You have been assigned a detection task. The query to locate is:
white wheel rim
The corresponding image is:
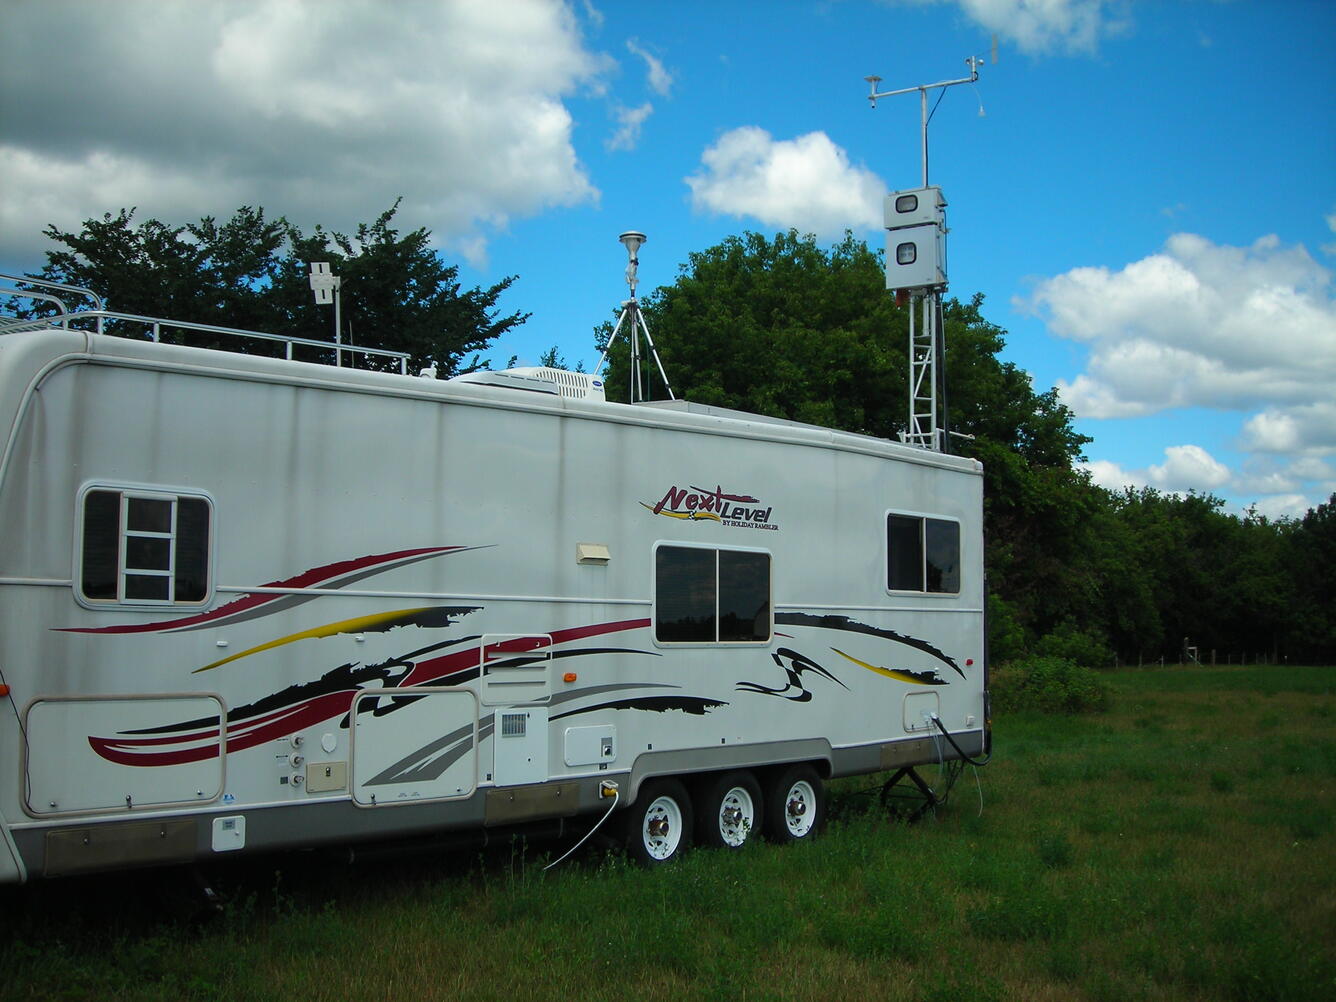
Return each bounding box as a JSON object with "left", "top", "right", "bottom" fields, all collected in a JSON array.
[
  {"left": 641, "top": 795, "right": 683, "bottom": 860},
  {"left": 783, "top": 780, "right": 817, "bottom": 837},
  {"left": 716, "top": 786, "right": 756, "bottom": 847}
]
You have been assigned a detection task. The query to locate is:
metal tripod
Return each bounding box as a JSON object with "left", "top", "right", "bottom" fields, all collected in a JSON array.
[{"left": 594, "top": 230, "right": 675, "bottom": 403}]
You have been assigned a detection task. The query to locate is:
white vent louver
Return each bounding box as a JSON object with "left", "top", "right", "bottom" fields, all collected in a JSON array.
[
  {"left": 506, "top": 367, "right": 606, "bottom": 401},
  {"left": 448, "top": 367, "right": 605, "bottom": 401}
]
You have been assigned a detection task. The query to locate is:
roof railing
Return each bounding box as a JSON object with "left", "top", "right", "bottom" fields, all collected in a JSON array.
[
  {"left": 0, "top": 273, "right": 107, "bottom": 333},
  {"left": 0, "top": 308, "right": 412, "bottom": 375}
]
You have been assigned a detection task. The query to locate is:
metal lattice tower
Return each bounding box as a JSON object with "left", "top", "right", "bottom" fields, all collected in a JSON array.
[{"left": 866, "top": 55, "right": 987, "bottom": 451}]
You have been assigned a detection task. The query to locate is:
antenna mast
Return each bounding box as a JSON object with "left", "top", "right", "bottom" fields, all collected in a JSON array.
[
  {"left": 865, "top": 53, "right": 987, "bottom": 452},
  {"left": 864, "top": 56, "right": 984, "bottom": 190},
  {"left": 594, "top": 231, "right": 675, "bottom": 403}
]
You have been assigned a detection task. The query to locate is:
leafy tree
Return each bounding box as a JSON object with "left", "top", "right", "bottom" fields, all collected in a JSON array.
[
  {"left": 597, "top": 231, "right": 905, "bottom": 434},
  {"left": 20, "top": 206, "right": 286, "bottom": 333},
  {"left": 1284, "top": 493, "right": 1336, "bottom": 663},
  {"left": 536, "top": 344, "right": 585, "bottom": 372},
  {"left": 14, "top": 201, "right": 527, "bottom": 377},
  {"left": 272, "top": 203, "right": 529, "bottom": 375}
]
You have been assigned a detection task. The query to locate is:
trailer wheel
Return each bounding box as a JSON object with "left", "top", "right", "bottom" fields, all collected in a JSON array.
[
  {"left": 695, "top": 771, "right": 762, "bottom": 850},
  {"left": 623, "top": 778, "right": 693, "bottom": 866},
  {"left": 764, "top": 764, "right": 825, "bottom": 843}
]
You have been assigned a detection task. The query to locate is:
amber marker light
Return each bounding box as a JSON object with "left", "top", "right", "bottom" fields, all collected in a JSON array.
[
  {"left": 0, "top": 684, "right": 10, "bottom": 697},
  {"left": 563, "top": 672, "right": 578, "bottom": 683}
]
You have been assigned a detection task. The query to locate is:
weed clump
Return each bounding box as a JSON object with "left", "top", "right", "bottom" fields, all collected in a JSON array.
[{"left": 991, "top": 656, "right": 1111, "bottom": 714}]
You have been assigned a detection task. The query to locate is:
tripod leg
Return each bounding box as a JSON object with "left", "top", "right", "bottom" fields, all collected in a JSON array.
[
  {"left": 594, "top": 307, "right": 632, "bottom": 379},
  {"left": 636, "top": 310, "right": 676, "bottom": 401}
]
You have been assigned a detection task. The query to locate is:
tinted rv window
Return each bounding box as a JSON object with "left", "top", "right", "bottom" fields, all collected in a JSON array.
[
  {"left": 655, "top": 546, "right": 717, "bottom": 642},
  {"left": 80, "top": 490, "right": 121, "bottom": 600},
  {"left": 925, "top": 519, "right": 960, "bottom": 593},
  {"left": 887, "top": 514, "right": 960, "bottom": 594},
  {"left": 655, "top": 545, "right": 771, "bottom": 644},
  {"left": 80, "top": 488, "right": 212, "bottom": 605},
  {"left": 886, "top": 515, "right": 922, "bottom": 591},
  {"left": 719, "top": 550, "right": 771, "bottom": 642}
]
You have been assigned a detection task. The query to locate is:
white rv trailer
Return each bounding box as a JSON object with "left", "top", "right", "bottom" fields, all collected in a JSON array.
[{"left": 0, "top": 308, "right": 987, "bottom": 883}]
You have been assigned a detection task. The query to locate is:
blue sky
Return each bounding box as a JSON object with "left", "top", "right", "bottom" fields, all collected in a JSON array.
[{"left": 2, "top": 0, "right": 1333, "bottom": 517}]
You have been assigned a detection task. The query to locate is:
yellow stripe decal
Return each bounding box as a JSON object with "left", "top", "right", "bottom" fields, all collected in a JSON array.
[
  {"left": 192, "top": 607, "right": 437, "bottom": 673},
  {"left": 638, "top": 502, "right": 722, "bottom": 522},
  {"left": 831, "top": 647, "right": 939, "bottom": 686}
]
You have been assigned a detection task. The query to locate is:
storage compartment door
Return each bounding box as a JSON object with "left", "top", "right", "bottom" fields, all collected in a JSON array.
[
  {"left": 350, "top": 688, "right": 478, "bottom": 806},
  {"left": 25, "top": 695, "right": 225, "bottom": 816}
]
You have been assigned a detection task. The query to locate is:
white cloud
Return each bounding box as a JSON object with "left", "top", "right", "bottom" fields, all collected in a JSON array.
[
  {"left": 0, "top": 0, "right": 606, "bottom": 268},
  {"left": 627, "top": 38, "right": 673, "bottom": 96},
  {"left": 1084, "top": 444, "right": 1229, "bottom": 495},
  {"left": 1022, "top": 231, "right": 1336, "bottom": 422},
  {"left": 1030, "top": 228, "right": 1336, "bottom": 514},
  {"left": 1232, "top": 470, "right": 1300, "bottom": 496},
  {"left": 580, "top": 0, "right": 605, "bottom": 31},
  {"left": 1079, "top": 458, "right": 1144, "bottom": 492},
  {"left": 1147, "top": 445, "right": 1230, "bottom": 492},
  {"left": 1234, "top": 455, "right": 1336, "bottom": 500},
  {"left": 1082, "top": 446, "right": 1334, "bottom": 518},
  {"left": 1239, "top": 402, "right": 1336, "bottom": 457},
  {"left": 1247, "top": 494, "right": 1313, "bottom": 521},
  {"left": 1289, "top": 457, "right": 1336, "bottom": 482},
  {"left": 1323, "top": 206, "right": 1336, "bottom": 256},
  {"left": 607, "top": 103, "right": 655, "bottom": 152},
  {"left": 892, "top": 0, "right": 1126, "bottom": 54},
  {"left": 686, "top": 127, "right": 884, "bottom": 238}
]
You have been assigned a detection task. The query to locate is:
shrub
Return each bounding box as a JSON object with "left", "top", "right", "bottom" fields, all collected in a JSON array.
[
  {"left": 1035, "top": 621, "right": 1115, "bottom": 669},
  {"left": 991, "top": 655, "right": 1110, "bottom": 714},
  {"left": 987, "top": 592, "right": 1029, "bottom": 664}
]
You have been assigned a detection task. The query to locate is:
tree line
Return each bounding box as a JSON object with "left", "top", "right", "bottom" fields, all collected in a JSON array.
[
  {"left": 10, "top": 208, "right": 1333, "bottom": 665},
  {"left": 8, "top": 202, "right": 527, "bottom": 377}
]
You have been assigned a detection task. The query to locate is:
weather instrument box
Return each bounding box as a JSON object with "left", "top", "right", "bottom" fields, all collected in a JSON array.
[
  {"left": 884, "top": 186, "right": 947, "bottom": 293},
  {"left": 885, "top": 221, "right": 946, "bottom": 292},
  {"left": 884, "top": 186, "right": 945, "bottom": 229}
]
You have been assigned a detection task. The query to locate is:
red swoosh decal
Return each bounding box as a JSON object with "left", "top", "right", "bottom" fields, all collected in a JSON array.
[
  {"left": 59, "top": 546, "right": 470, "bottom": 635},
  {"left": 87, "top": 618, "right": 652, "bottom": 766}
]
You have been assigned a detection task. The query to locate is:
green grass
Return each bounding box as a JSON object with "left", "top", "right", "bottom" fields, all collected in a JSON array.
[{"left": 2, "top": 665, "right": 1334, "bottom": 1001}]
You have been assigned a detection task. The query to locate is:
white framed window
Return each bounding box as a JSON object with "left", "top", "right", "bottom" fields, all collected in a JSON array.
[
  {"left": 654, "top": 544, "right": 771, "bottom": 645},
  {"left": 887, "top": 513, "right": 960, "bottom": 594},
  {"left": 78, "top": 487, "right": 213, "bottom": 605}
]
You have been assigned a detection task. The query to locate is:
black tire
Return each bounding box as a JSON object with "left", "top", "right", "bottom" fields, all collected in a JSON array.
[
  {"left": 622, "top": 778, "right": 693, "bottom": 866},
  {"left": 694, "top": 770, "right": 763, "bottom": 850},
  {"left": 763, "top": 764, "right": 825, "bottom": 843}
]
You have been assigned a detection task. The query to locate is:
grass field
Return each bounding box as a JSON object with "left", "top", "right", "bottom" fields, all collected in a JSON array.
[{"left": 2, "top": 665, "right": 1333, "bottom": 1001}]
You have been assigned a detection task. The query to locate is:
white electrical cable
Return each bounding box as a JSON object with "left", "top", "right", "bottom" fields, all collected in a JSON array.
[{"left": 542, "top": 789, "right": 620, "bottom": 871}]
